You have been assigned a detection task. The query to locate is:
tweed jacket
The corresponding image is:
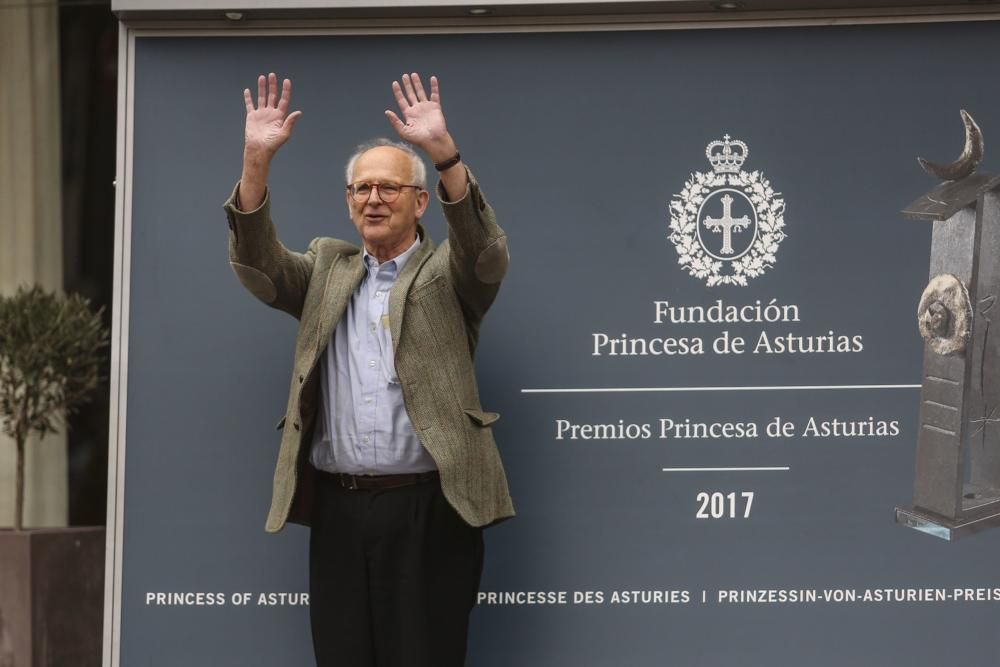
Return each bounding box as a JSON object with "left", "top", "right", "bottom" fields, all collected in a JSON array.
[{"left": 223, "top": 168, "right": 514, "bottom": 533}]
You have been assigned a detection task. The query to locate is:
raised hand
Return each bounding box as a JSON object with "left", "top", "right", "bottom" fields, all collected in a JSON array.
[
  {"left": 237, "top": 73, "right": 301, "bottom": 210},
  {"left": 385, "top": 73, "right": 456, "bottom": 163},
  {"left": 244, "top": 73, "right": 302, "bottom": 157}
]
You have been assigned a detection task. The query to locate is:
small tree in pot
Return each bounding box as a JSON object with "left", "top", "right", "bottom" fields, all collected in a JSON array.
[{"left": 0, "top": 285, "right": 108, "bottom": 530}]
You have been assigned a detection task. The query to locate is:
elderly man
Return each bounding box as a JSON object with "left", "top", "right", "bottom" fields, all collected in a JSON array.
[{"left": 223, "top": 72, "right": 514, "bottom": 667}]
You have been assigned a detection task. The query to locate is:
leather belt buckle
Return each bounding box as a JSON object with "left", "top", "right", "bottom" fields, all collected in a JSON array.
[{"left": 328, "top": 470, "right": 438, "bottom": 491}]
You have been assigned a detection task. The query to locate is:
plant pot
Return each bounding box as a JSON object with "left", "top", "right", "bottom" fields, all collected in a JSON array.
[{"left": 0, "top": 527, "right": 104, "bottom": 667}]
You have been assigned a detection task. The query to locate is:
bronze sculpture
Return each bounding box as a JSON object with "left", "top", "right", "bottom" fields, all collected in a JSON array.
[{"left": 896, "top": 110, "right": 1000, "bottom": 539}]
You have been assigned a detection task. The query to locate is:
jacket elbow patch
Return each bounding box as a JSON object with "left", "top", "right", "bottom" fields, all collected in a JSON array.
[
  {"left": 231, "top": 261, "right": 278, "bottom": 304},
  {"left": 475, "top": 236, "right": 509, "bottom": 284}
]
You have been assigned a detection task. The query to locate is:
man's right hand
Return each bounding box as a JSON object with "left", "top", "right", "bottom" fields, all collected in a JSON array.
[
  {"left": 244, "top": 73, "right": 302, "bottom": 156},
  {"left": 238, "top": 72, "right": 301, "bottom": 211}
]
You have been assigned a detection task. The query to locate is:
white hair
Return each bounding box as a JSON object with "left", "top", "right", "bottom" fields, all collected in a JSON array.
[{"left": 344, "top": 138, "right": 427, "bottom": 189}]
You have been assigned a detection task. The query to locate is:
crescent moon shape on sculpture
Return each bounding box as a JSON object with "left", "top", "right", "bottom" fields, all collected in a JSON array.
[{"left": 917, "top": 109, "right": 984, "bottom": 181}]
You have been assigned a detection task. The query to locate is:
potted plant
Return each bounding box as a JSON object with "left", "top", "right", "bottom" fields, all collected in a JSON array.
[{"left": 0, "top": 285, "right": 109, "bottom": 667}]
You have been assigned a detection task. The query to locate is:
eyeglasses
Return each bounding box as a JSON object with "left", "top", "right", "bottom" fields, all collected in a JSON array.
[{"left": 347, "top": 181, "right": 422, "bottom": 203}]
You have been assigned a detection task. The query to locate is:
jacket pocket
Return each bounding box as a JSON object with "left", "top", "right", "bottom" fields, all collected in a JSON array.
[
  {"left": 408, "top": 275, "right": 445, "bottom": 302},
  {"left": 463, "top": 408, "right": 500, "bottom": 427}
]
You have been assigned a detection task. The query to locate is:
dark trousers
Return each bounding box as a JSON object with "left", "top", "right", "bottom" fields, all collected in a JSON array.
[{"left": 309, "top": 472, "right": 484, "bottom": 667}]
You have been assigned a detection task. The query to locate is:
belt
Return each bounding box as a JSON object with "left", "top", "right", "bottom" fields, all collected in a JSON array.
[{"left": 320, "top": 469, "right": 439, "bottom": 491}]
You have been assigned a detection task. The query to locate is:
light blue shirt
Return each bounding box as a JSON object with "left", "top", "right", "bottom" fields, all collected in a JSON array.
[{"left": 309, "top": 235, "right": 437, "bottom": 474}]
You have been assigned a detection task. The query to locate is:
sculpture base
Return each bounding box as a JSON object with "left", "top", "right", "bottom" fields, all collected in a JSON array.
[{"left": 895, "top": 505, "right": 1000, "bottom": 541}]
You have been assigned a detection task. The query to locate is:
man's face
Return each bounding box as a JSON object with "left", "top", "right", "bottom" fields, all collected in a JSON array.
[{"left": 346, "top": 146, "right": 429, "bottom": 252}]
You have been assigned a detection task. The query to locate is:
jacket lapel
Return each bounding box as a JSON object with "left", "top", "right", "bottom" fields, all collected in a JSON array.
[
  {"left": 389, "top": 224, "right": 435, "bottom": 354},
  {"left": 312, "top": 251, "right": 365, "bottom": 366}
]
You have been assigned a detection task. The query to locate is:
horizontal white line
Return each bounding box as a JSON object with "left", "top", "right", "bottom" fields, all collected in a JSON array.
[
  {"left": 522, "top": 384, "right": 921, "bottom": 394},
  {"left": 662, "top": 466, "right": 791, "bottom": 472}
]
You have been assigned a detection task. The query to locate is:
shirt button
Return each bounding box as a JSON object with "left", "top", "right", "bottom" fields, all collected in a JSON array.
[
  {"left": 365, "top": 397, "right": 373, "bottom": 404},
  {"left": 368, "top": 360, "right": 376, "bottom": 368},
  {"left": 369, "top": 322, "right": 376, "bottom": 332},
  {"left": 362, "top": 436, "right": 370, "bottom": 444}
]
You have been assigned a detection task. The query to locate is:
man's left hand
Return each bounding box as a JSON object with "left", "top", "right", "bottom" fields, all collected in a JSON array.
[{"left": 385, "top": 73, "right": 458, "bottom": 164}]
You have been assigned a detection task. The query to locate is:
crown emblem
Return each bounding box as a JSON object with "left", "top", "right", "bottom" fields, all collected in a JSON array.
[
  {"left": 669, "top": 132, "right": 786, "bottom": 287},
  {"left": 706, "top": 135, "right": 749, "bottom": 173}
]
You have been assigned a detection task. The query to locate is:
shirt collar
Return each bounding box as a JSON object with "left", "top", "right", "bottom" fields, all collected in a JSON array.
[{"left": 363, "top": 234, "right": 422, "bottom": 275}]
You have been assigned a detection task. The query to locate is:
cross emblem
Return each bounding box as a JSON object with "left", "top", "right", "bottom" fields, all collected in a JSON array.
[{"left": 703, "top": 194, "right": 751, "bottom": 255}]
